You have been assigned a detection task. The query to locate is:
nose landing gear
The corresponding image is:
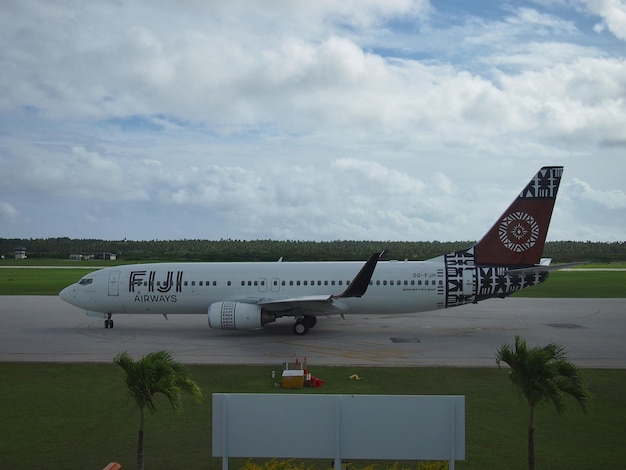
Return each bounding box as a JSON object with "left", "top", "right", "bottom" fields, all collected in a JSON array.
[{"left": 104, "top": 313, "right": 114, "bottom": 329}]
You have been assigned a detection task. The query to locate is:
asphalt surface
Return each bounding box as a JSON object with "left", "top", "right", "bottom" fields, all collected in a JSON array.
[{"left": 1, "top": 296, "right": 624, "bottom": 368}]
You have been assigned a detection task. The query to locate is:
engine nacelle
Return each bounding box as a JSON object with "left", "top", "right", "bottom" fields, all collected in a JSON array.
[{"left": 208, "top": 301, "right": 276, "bottom": 330}]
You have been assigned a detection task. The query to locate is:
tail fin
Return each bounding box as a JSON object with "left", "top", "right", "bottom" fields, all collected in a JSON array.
[{"left": 473, "top": 166, "right": 563, "bottom": 266}]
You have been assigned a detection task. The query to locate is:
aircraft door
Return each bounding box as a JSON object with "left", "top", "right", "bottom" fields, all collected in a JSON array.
[
  {"left": 258, "top": 278, "right": 267, "bottom": 293},
  {"left": 108, "top": 270, "right": 121, "bottom": 296},
  {"left": 271, "top": 278, "right": 280, "bottom": 292}
]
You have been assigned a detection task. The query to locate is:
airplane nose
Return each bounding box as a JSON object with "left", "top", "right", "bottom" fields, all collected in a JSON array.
[{"left": 59, "top": 285, "right": 75, "bottom": 304}]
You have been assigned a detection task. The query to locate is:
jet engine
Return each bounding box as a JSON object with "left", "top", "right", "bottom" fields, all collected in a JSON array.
[{"left": 208, "top": 301, "right": 276, "bottom": 330}]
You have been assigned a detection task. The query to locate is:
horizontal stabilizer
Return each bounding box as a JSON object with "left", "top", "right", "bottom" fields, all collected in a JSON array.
[{"left": 505, "top": 261, "right": 587, "bottom": 276}]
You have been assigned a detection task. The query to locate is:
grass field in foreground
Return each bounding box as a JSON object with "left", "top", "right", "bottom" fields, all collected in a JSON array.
[
  {"left": 0, "top": 268, "right": 94, "bottom": 295},
  {"left": 1, "top": 266, "right": 625, "bottom": 297},
  {"left": 1, "top": 363, "right": 624, "bottom": 470}
]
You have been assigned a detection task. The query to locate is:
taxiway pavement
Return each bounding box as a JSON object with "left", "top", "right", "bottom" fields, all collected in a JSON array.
[{"left": 0, "top": 296, "right": 624, "bottom": 367}]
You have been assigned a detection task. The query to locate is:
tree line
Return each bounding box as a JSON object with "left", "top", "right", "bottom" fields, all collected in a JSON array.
[{"left": 1, "top": 238, "right": 625, "bottom": 263}]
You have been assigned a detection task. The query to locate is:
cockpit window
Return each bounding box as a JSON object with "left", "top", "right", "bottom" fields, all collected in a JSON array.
[{"left": 79, "top": 278, "right": 93, "bottom": 286}]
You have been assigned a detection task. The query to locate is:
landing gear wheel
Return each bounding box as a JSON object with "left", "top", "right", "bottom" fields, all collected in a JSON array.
[
  {"left": 104, "top": 314, "right": 114, "bottom": 329},
  {"left": 292, "top": 320, "right": 309, "bottom": 335},
  {"left": 303, "top": 315, "right": 317, "bottom": 328}
]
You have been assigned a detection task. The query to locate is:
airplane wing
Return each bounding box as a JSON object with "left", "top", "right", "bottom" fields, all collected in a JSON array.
[{"left": 235, "top": 250, "right": 386, "bottom": 314}]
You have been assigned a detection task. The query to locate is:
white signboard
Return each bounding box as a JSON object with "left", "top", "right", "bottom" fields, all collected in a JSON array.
[{"left": 213, "top": 394, "right": 464, "bottom": 469}]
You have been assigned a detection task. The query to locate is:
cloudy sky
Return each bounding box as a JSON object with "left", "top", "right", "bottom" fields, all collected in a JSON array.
[{"left": 1, "top": 0, "right": 625, "bottom": 243}]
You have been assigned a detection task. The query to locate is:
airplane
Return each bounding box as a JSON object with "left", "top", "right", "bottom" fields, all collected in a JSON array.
[{"left": 60, "top": 166, "right": 564, "bottom": 335}]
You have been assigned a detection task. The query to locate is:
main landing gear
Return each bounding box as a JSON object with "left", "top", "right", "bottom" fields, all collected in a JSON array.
[
  {"left": 292, "top": 315, "right": 317, "bottom": 335},
  {"left": 104, "top": 313, "right": 114, "bottom": 329}
]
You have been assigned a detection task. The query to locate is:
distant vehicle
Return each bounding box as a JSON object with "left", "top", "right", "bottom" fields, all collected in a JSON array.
[{"left": 60, "top": 166, "right": 563, "bottom": 335}]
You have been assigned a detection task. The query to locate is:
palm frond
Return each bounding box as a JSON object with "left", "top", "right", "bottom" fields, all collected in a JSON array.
[{"left": 496, "top": 336, "right": 591, "bottom": 413}]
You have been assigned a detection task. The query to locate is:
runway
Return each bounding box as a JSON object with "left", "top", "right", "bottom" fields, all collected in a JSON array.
[{"left": 1, "top": 296, "right": 624, "bottom": 368}]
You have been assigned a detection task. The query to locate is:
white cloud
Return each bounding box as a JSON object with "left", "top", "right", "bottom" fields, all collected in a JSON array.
[
  {"left": 504, "top": 6, "right": 579, "bottom": 37},
  {"left": 551, "top": 176, "right": 626, "bottom": 241},
  {"left": 569, "top": 178, "right": 626, "bottom": 209},
  {"left": 0, "top": 201, "right": 19, "bottom": 220},
  {"left": 582, "top": 0, "right": 626, "bottom": 40},
  {"left": 0, "top": 141, "right": 151, "bottom": 202},
  {"left": 0, "top": 1, "right": 625, "bottom": 241},
  {"left": 332, "top": 158, "right": 426, "bottom": 195}
]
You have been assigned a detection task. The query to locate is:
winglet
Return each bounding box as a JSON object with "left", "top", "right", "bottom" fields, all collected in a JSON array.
[{"left": 335, "top": 250, "right": 386, "bottom": 299}]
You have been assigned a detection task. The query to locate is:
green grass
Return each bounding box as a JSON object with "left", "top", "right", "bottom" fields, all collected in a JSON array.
[
  {"left": 573, "top": 262, "right": 626, "bottom": 269},
  {"left": 0, "top": 268, "right": 93, "bottom": 295},
  {"left": 513, "top": 270, "right": 626, "bottom": 298},
  {"left": 0, "top": 363, "right": 624, "bottom": 469}
]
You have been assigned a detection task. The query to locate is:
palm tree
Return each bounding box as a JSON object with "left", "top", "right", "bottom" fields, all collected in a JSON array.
[
  {"left": 496, "top": 336, "right": 590, "bottom": 470},
  {"left": 113, "top": 350, "right": 202, "bottom": 470}
]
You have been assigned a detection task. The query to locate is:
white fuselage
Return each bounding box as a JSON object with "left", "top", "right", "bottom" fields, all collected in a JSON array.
[{"left": 60, "top": 260, "right": 446, "bottom": 317}]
